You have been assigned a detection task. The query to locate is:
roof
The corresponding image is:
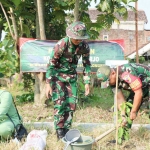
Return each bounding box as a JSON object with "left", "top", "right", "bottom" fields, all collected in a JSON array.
[
  {"left": 88, "top": 8, "right": 148, "bottom": 23},
  {"left": 127, "top": 41, "right": 150, "bottom": 58}
]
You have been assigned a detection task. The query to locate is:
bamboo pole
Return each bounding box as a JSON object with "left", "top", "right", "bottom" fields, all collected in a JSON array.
[{"left": 95, "top": 127, "right": 116, "bottom": 142}]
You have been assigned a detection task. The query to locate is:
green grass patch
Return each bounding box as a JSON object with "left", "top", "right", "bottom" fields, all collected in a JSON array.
[{"left": 77, "top": 86, "right": 114, "bottom": 110}]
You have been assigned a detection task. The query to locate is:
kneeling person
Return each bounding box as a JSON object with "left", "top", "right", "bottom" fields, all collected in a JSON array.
[{"left": 0, "top": 90, "right": 21, "bottom": 141}]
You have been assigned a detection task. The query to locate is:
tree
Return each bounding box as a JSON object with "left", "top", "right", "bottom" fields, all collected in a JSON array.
[
  {"left": 0, "top": 0, "right": 138, "bottom": 105},
  {"left": 74, "top": 0, "right": 79, "bottom": 21},
  {"left": 34, "top": 0, "right": 46, "bottom": 105},
  {"left": 0, "top": 1, "right": 20, "bottom": 77}
]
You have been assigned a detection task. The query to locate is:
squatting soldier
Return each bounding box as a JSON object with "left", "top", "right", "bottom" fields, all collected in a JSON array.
[
  {"left": 45, "top": 21, "right": 91, "bottom": 139},
  {"left": 0, "top": 90, "right": 22, "bottom": 141},
  {"left": 96, "top": 63, "right": 150, "bottom": 130}
]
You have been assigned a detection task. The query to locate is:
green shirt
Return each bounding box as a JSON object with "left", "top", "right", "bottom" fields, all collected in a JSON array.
[{"left": 0, "top": 90, "right": 20, "bottom": 126}]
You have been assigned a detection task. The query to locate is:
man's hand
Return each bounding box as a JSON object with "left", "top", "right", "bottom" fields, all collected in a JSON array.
[
  {"left": 46, "top": 83, "right": 52, "bottom": 99},
  {"left": 130, "top": 111, "right": 137, "bottom": 120},
  {"left": 85, "top": 84, "right": 90, "bottom": 96}
]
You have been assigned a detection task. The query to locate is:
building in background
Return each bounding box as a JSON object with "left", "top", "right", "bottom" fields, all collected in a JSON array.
[{"left": 88, "top": 8, "right": 150, "bottom": 57}]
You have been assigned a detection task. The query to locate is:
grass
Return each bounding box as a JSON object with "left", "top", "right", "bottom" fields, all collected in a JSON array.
[
  {"left": 0, "top": 78, "right": 150, "bottom": 150},
  {"left": 0, "top": 125, "right": 150, "bottom": 150}
]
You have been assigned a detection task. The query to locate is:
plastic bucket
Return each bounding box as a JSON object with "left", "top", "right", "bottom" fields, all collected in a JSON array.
[
  {"left": 65, "top": 129, "right": 82, "bottom": 143},
  {"left": 62, "top": 135, "right": 94, "bottom": 150}
]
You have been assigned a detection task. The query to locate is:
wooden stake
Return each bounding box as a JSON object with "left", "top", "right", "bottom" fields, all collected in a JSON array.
[{"left": 95, "top": 127, "right": 116, "bottom": 142}]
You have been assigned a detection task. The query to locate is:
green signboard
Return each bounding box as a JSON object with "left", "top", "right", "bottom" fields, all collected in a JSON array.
[
  {"left": 77, "top": 41, "right": 124, "bottom": 72},
  {"left": 20, "top": 39, "right": 124, "bottom": 73}
]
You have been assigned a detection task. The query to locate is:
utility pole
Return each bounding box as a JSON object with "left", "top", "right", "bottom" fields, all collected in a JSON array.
[{"left": 135, "top": 1, "right": 139, "bottom": 63}]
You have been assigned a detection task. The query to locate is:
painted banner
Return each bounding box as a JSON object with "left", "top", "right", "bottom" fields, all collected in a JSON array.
[{"left": 19, "top": 38, "right": 124, "bottom": 73}]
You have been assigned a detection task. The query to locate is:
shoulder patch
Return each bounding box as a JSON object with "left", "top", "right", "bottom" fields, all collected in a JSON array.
[
  {"left": 121, "top": 72, "right": 132, "bottom": 83},
  {"left": 121, "top": 71, "right": 142, "bottom": 91}
]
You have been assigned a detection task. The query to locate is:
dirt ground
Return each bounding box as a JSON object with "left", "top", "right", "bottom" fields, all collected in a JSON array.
[
  {"left": 17, "top": 102, "right": 150, "bottom": 125},
  {"left": 0, "top": 102, "right": 149, "bottom": 150}
]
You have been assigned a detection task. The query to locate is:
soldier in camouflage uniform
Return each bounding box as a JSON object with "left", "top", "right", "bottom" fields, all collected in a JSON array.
[
  {"left": 45, "top": 21, "right": 91, "bottom": 139},
  {"left": 97, "top": 63, "right": 150, "bottom": 126}
]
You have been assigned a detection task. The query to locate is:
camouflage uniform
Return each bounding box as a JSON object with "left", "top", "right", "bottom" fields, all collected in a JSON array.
[
  {"left": 97, "top": 63, "right": 150, "bottom": 104},
  {"left": 112, "top": 63, "right": 150, "bottom": 140},
  {"left": 113, "top": 63, "right": 150, "bottom": 107},
  {"left": 97, "top": 63, "right": 150, "bottom": 122},
  {"left": 97, "top": 63, "right": 150, "bottom": 142},
  {"left": 46, "top": 22, "right": 91, "bottom": 133}
]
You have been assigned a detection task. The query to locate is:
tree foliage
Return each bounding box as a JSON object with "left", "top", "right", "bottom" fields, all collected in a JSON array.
[
  {"left": 0, "top": 38, "right": 18, "bottom": 76},
  {"left": 0, "top": 0, "right": 137, "bottom": 78},
  {"left": 96, "top": 0, "right": 138, "bottom": 28}
]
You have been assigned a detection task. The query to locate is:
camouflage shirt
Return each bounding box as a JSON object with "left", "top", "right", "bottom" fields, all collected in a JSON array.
[
  {"left": 116, "top": 63, "right": 150, "bottom": 91},
  {"left": 46, "top": 36, "right": 91, "bottom": 84}
]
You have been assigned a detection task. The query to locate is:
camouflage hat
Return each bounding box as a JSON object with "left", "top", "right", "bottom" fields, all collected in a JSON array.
[
  {"left": 66, "top": 21, "right": 89, "bottom": 40},
  {"left": 96, "top": 65, "right": 111, "bottom": 82}
]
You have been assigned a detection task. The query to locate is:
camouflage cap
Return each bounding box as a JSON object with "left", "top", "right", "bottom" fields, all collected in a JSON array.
[
  {"left": 96, "top": 65, "right": 111, "bottom": 82},
  {"left": 66, "top": 21, "right": 89, "bottom": 40}
]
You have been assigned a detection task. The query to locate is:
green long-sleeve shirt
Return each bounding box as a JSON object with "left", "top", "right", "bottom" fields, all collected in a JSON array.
[{"left": 0, "top": 90, "right": 20, "bottom": 126}]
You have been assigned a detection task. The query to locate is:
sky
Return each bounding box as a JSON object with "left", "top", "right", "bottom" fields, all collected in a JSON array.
[{"left": 89, "top": 0, "right": 150, "bottom": 30}]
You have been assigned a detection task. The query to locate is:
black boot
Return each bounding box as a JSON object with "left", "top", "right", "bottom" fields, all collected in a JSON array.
[
  {"left": 56, "top": 128, "right": 65, "bottom": 140},
  {"left": 64, "top": 128, "right": 69, "bottom": 135}
]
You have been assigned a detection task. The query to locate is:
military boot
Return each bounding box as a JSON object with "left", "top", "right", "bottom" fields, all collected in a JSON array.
[
  {"left": 64, "top": 128, "right": 69, "bottom": 135},
  {"left": 56, "top": 128, "right": 65, "bottom": 140}
]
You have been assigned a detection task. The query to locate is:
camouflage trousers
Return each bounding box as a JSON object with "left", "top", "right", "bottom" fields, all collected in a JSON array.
[{"left": 50, "top": 77, "right": 77, "bottom": 130}]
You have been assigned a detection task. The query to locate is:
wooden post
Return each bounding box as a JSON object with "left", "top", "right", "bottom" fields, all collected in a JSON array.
[
  {"left": 135, "top": 1, "right": 139, "bottom": 63},
  {"left": 115, "top": 66, "right": 119, "bottom": 149}
]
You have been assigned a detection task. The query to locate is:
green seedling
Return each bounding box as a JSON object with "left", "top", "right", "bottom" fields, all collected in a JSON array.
[{"left": 117, "top": 102, "right": 133, "bottom": 144}]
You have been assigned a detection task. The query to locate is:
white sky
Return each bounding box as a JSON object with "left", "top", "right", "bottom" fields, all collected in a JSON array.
[
  {"left": 89, "top": 0, "right": 150, "bottom": 30},
  {"left": 1, "top": 31, "right": 6, "bottom": 41}
]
